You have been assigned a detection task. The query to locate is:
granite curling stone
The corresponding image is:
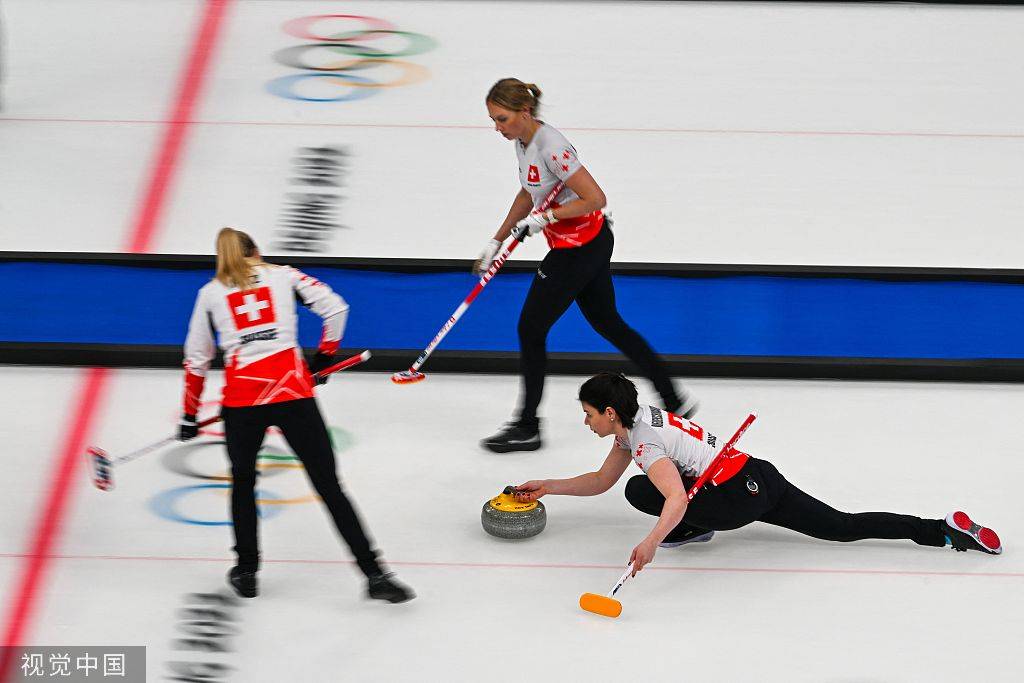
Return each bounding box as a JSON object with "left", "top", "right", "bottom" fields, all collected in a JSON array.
[{"left": 481, "top": 486, "right": 546, "bottom": 539}]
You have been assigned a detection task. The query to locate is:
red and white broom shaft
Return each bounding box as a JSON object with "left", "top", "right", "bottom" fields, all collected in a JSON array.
[
  {"left": 686, "top": 412, "right": 757, "bottom": 502},
  {"left": 316, "top": 349, "right": 372, "bottom": 377},
  {"left": 407, "top": 239, "right": 526, "bottom": 373},
  {"left": 405, "top": 182, "right": 565, "bottom": 375}
]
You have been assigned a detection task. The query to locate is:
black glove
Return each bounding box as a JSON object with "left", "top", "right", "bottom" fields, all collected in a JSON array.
[
  {"left": 310, "top": 352, "right": 335, "bottom": 386},
  {"left": 179, "top": 414, "right": 199, "bottom": 441}
]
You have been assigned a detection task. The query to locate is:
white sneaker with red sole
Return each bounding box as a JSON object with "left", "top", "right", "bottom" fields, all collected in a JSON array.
[{"left": 943, "top": 511, "right": 1002, "bottom": 555}]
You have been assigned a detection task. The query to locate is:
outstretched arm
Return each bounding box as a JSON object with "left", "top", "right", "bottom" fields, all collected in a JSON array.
[
  {"left": 514, "top": 444, "right": 632, "bottom": 501},
  {"left": 629, "top": 458, "right": 688, "bottom": 575}
]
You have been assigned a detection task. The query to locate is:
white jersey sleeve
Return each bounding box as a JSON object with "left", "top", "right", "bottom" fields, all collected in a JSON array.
[
  {"left": 183, "top": 286, "right": 216, "bottom": 378},
  {"left": 287, "top": 267, "right": 349, "bottom": 354},
  {"left": 626, "top": 438, "right": 675, "bottom": 475},
  {"left": 181, "top": 284, "right": 217, "bottom": 415},
  {"left": 539, "top": 132, "right": 583, "bottom": 183}
]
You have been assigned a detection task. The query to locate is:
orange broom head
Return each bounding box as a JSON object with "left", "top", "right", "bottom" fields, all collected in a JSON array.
[
  {"left": 579, "top": 593, "right": 622, "bottom": 618},
  {"left": 391, "top": 370, "right": 426, "bottom": 385}
]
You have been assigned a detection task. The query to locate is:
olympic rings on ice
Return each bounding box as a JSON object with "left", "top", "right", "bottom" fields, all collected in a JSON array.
[
  {"left": 267, "top": 14, "right": 436, "bottom": 103},
  {"left": 149, "top": 484, "right": 285, "bottom": 527},
  {"left": 149, "top": 427, "right": 352, "bottom": 526},
  {"left": 266, "top": 73, "right": 379, "bottom": 102},
  {"left": 282, "top": 15, "right": 394, "bottom": 42}
]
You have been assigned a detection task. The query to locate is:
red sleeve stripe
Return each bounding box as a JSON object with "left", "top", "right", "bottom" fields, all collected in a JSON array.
[
  {"left": 183, "top": 371, "right": 206, "bottom": 416},
  {"left": 318, "top": 336, "right": 339, "bottom": 356}
]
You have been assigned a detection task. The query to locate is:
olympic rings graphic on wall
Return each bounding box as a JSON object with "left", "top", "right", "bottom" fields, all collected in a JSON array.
[
  {"left": 267, "top": 14, "right": 437, "bottom": 103},
  {"left": 148, "top": 426, "right": 353, "bottom": 526}
]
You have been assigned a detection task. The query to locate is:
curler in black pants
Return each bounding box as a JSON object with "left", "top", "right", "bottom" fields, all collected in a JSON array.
[
  {"left": 516, "top": 220, "right": 681, "bottom": 426},
  {"left": 221, "top": 398, "right": 383, "bottom": 576},
  {"left": 624, "top": 457, "right": 946, "bottom": 547}
]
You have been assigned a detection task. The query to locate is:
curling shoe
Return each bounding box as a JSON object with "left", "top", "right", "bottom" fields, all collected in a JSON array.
[
  {"left": 481, "top": 421, "right": 541, "bottom": 453},
  {"left": 659, "top": 530, "right": 715, "bottom": 549},
  {"left": 942, "top": 511, "right": 1002, "bottom": 555},
  {"left": 227, "top": 566, "right": 258, "bottom": 598},
  {"left": 367, "top": 572, "right": 416, "bottom": 603}
]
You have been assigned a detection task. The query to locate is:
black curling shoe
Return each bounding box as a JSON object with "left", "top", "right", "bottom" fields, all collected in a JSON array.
[
  {"left": 481, "top": 421, "right": 541, "bottom": 453},
  {"left": 227, "top": 566, "right": 258, "bottom": 598},
  {"left": 367, "top": 572, "right": 415, "bottom": 603}
]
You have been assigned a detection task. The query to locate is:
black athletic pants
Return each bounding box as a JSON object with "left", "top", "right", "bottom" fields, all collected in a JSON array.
[
  {"left": 221, "top": 398, "right": 382, "bottom": 576},
  {"left": 624, "top": 457, "right": 946, "bottom": 547},
  {"left": 517, "top": 220, "right": 680, "bottom": 425}
]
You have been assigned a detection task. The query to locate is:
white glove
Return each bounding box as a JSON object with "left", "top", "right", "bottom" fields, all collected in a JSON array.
[
  {"left": 514, "top": 209, "right": 557, "bottom": 238},
  {"left": 473, "top": 238, "right": 502, "bottom": 275}
]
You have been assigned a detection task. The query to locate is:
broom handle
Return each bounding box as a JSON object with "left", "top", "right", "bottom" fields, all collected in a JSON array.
[
  {"left": 686, "top": 412, "right": 758, "bottom": 502},
  {"left": 111, "top": 416, "right": 221, "bottom": 465},
  {"left": 608, "top": 563, "right": 635, "bottom": 597},
  {"left": 404, "top": 182, "right": 566, "bottom": 375}
]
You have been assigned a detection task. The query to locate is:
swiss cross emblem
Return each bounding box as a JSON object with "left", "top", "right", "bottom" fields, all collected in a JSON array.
[
  {"left": 228, "top": 287, "right": 276, "bottom": 330},
  {"left": 563, "top": 151, "right": 570, "bottom": 159},
  {"left": 527, "top": 165, "right": 540, "bottom": 183}
]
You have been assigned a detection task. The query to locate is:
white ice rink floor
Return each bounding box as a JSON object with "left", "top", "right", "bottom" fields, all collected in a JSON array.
[
  {"left": 2, "top": 367, "right": 1022, "bottom": 681},
  {"left": 3, "top": 0, "right": 1024, "bottom": 679}
]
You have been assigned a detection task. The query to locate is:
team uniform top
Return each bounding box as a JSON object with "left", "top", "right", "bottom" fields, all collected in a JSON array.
[
  {"left": 615, "top": 405, "right": 743, "bottom": 478},
  {"left": 182, "top": 264, "right": 348, "bottom": 411},
  {"left": 516, "top": 123, "right": 603, "bottom": 249}
]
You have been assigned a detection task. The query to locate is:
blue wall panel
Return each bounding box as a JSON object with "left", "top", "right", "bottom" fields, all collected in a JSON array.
[{"left": 2, "top": 262, "right": 1021, "bottom": 359}]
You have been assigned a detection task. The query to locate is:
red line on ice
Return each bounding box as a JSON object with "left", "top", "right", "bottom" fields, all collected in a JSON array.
[
  {"left": 0, "top": 552, "right": 1020, "bottom": 580},
  {"left": 2, "top": 116, "right": 1022, "bottom": 140},
  {"left": 0, "top": 1, "right": 231, "bottom": 678}
]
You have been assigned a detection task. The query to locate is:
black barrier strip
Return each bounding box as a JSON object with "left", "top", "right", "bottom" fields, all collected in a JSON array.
[
  {"left": 1, "top": 343, "right": 1021, "bottom": 382},
  {"left": 2, "top": 251, "right": 1023, "bottom": 283}
]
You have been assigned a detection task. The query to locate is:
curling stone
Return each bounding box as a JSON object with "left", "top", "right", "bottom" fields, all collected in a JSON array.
[{"left": 481, "top": 486, "right": 546, "bottom": 540}]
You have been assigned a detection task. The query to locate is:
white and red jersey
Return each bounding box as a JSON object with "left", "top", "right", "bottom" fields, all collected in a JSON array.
[
  {"left": 615, "top": 406, "right": 745, "bottom": 478},
  {"left": 515, "top": 123, "right": 603, "bottom": 249},
  {"left": 182, "top": 264, "right": 348, "bottom": 411}
]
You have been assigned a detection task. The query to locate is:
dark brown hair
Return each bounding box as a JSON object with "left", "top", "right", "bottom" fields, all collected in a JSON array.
[{"left": 579, "top": 373, "right": 640, "bottom": 428}]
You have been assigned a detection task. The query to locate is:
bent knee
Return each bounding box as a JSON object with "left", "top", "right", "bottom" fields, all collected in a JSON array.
[{"left": 624, "top": 474, "right": 659, "bottom": 511}]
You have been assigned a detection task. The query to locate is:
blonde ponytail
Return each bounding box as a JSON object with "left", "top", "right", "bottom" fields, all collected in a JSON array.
[{"left": 215, "top": 227, "right": 261, "bottom": 289}]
